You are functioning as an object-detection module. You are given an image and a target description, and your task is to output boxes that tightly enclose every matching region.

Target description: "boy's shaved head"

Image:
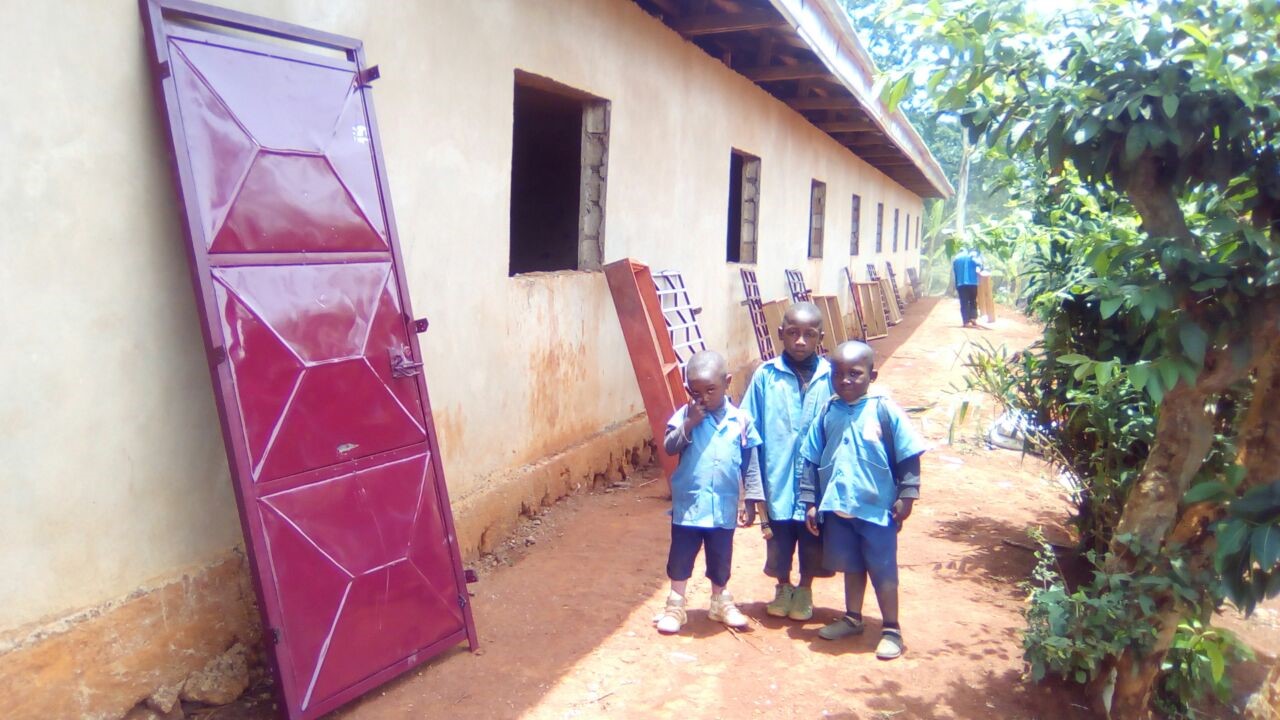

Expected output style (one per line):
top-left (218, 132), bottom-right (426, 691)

top-left (831, 341), bottom-right (876, 372)
top-left (685, 350), bottom-right (728, 383)
top-left (783, 301), bottom-right (823, 328)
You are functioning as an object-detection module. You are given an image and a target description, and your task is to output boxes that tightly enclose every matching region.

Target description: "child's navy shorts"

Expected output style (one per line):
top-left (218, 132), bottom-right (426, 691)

top-left (763, 519), bottom-right (834, 580)
top-left (667, 524), bottom-right (734, 587)
top-left (821, 514), bottom-right (898, 586)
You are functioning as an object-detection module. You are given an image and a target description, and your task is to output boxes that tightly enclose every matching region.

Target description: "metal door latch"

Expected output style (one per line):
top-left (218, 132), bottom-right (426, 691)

top-left (412, 317), bottom-right (429, 333)
top-left (390, 347), bottom-right (423, 378)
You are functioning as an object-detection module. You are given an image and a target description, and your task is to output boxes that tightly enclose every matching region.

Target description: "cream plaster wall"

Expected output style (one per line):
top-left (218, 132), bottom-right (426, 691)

top-left (0, 0), bottom-right (926, 632)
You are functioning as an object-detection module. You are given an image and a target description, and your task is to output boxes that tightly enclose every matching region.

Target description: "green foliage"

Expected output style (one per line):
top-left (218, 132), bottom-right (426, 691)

top-left (1025, 531), bottom-right (1254, 713)
top-left (1023, 530), bottom-right (1161, 685)
top-left (1155, 618), bottom-right (1254, 718)
top-left (1213, 480), bottom-right (1280, 616)
top-left (900, 0), bottom-right (1279, 710)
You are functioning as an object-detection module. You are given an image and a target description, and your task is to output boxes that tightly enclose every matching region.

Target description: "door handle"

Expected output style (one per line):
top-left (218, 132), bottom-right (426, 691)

top-left (390, 347), bottom-right (423, 378)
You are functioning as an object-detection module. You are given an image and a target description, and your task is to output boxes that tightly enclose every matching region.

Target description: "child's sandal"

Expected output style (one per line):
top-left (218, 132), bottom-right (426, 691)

top-left (875, 628), bottom-right (905, 660)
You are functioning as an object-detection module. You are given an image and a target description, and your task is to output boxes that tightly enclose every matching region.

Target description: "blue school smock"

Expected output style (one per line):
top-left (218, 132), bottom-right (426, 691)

top-left (798, 393), bottom-right (927, 527)
top-left (739, 356), bottom-right (833, 522)
top-left (952, 250), bottom-right (983, 287)
top-left (666, 401), bottom-right (763, 530)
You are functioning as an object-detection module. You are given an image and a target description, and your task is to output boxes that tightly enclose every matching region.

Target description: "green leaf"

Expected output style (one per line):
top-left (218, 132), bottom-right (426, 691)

top-left (1158, 361), bottom-right (1180, 393)
top-left (1057, 353), bottom-right (1090, 366)
top-left (1179, 322), bottom-right (1209, 367)
top-left (1162, 95), bottom-right (1179, 118)
top-left (1252, 525), bottom-right (1280, 570)
top-left (1232, 482), bottom-right (1280, 522)
top-left (1206, 642), bottom-right (1225, 684)
top-left (1095, 361), bottom-right (1113, 385)
top-left (1266, 572), bottom-right (1280, 600)
top-left (1100, 296), bottom-right (1124, 319)
top-left (1128, 363), bottom-right (1150, 393)
top-left (1191, 278), bottom-right (1227, 291)
top-left (1177, 20), bottom-right (1210, 45)
top-left (1124, 126), bottom-right (1147, 162)
top-left (1148, 374), bottom-right (1165, 405)
top-left (886, 74), bottom-right (912, 112)
top-left (1183, 481), bottom-right (1229, 505)
top-left (1217, 520), bottom-right (1249, 557)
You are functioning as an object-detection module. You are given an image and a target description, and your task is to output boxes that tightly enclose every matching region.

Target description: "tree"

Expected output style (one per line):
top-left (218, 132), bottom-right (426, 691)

top-left (886, 0), bottom-right (1280, 716)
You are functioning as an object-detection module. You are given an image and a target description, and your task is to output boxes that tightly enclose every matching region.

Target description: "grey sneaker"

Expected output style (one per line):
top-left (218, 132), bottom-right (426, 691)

top-left (818, 614), bottom-right (865, 640)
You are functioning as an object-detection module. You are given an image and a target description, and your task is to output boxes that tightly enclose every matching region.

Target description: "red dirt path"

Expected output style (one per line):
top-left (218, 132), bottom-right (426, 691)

top-left (320, 297), bottom-right (1276, 720)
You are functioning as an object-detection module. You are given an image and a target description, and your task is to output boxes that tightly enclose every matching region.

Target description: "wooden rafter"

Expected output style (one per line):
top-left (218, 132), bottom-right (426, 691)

top-left (786, 96), bottom-right (859, 111)
top-left (742, 61), bottom-right (829, 82)
top-left (672, 8), bottom-right (787, 36)
top-left (817, 119), bottom-right (875, 133)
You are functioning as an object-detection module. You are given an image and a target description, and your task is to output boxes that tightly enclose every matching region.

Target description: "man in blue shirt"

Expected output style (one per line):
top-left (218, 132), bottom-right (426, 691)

top-left (656, 350), bottom-right (763, 635)
top-left (798, 341), bottom-right (927, 660)
top-left (740, 302), bottom-right (835, 622)
top-left (952, 248), bottom-right (984, 328)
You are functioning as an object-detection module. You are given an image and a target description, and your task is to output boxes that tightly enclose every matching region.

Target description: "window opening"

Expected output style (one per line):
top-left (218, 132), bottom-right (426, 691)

top-left (726, 150), bottom-right (761, 263)
top-left (875, 202), bottom-right (884, 253)
top-left (892, 208), bottom-right (900, 252)
top-left (509, 71), bottom-right (609, 276)
top-left (850, 194), bottom-right (862, 256)
top-left (808, 180), bottom-right (826, 258)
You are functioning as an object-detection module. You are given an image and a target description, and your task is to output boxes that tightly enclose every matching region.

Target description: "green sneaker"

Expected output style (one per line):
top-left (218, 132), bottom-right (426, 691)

top-left (765, 583), bottom-right (794, 618)
top-left (818, 615), bottom-right (865, 640)
top-left (788, 586), bottom-right (814, 621)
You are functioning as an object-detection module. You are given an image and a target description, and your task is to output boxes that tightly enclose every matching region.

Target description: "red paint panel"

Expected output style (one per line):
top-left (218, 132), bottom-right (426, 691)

top-left (170, 45), bottom-right (258, 243)
top-left (213, 152), bottom-right (387, 253)
top-left (174, 36), bottom-right (354, 152)
top-left (140, 3), bottom-right (478, 718)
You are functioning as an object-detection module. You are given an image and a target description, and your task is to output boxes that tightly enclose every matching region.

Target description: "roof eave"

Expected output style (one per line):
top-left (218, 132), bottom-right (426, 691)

top-left (766, 0), bottom-right (955, 199)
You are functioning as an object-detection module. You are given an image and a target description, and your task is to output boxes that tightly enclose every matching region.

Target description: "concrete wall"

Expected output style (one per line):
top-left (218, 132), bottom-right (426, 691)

top-left (0, 0), bottom-right (924, 638)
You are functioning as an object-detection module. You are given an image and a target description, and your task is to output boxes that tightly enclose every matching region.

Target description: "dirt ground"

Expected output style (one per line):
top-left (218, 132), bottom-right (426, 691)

top-left (308, 297), bottom-right (1279, 720)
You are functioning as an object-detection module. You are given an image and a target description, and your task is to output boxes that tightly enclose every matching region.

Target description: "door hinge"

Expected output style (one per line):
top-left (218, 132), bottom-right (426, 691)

top-left (358, 65), bottom-right (381, 87)
top-left (457, 593), bottom-right (468, 609)
top-left (211, 346), bottom-right (227, 365)
top-left (411, 317), bottom-right (429, 334)
top-left (271, 628), bottom-right (281, 644)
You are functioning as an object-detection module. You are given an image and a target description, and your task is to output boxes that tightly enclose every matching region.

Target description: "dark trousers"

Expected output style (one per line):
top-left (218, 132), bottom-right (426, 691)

top-left (667, 524), bottom-right (735, 587)
top-left (958, 284), bottom-right (979, 325)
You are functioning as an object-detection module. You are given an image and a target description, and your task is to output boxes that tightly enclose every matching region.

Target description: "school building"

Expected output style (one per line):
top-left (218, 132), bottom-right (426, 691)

top-left (0, 0), bottom-right (950, 717)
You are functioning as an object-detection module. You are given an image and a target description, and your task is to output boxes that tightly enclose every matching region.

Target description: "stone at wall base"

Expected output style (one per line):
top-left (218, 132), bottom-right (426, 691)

top-left (0, 552), bottom-right (259, 720)
top-left (179, 642), bottom-right (249, 706)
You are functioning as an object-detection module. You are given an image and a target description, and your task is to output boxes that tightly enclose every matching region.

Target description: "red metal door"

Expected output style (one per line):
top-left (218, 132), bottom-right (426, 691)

top-left (139, 3), bottom-right (477, 718)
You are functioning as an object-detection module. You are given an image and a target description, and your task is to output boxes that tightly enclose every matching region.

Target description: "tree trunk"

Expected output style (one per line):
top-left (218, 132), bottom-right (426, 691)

top-left (954, 135), bottom-right (971, 247)
top-left (1099, 159), bottom-right (1280, 718)
top-left (1103, 298), bottom-right (1280, 719)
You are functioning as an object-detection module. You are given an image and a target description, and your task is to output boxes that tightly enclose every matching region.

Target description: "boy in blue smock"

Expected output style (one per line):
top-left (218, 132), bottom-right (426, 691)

top-left (656, 350), bottom-right (763, 635)
top-left (798, 341), bottom-right (926, 660)
top-left (740, 301), bottom-right (835, 621)
top-left (952, 247), bottom-right (984, 328)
